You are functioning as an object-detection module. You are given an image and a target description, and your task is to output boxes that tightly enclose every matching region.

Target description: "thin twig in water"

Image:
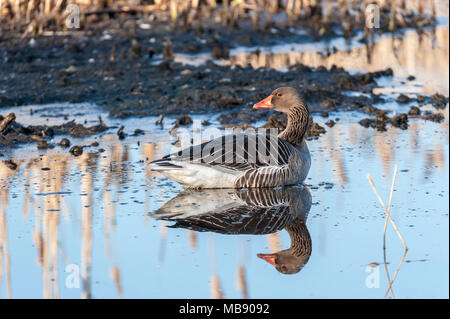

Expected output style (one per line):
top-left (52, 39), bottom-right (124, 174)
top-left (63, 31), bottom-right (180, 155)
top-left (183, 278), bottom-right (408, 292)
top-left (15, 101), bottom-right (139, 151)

top-left (366, 164), bottom-right (408, 298)
top-left (366, 165), bottom-right (408, 249)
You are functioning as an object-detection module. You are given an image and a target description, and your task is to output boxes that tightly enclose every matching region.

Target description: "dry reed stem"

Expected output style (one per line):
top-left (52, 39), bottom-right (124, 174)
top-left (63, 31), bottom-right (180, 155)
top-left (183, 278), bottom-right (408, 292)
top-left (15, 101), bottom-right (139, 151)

top-left (366, 164), bottom-right (408, 299)
top-left (366, 165), bottom-right (408, 250)
top-left (2, 0), bottom-right (436, 36)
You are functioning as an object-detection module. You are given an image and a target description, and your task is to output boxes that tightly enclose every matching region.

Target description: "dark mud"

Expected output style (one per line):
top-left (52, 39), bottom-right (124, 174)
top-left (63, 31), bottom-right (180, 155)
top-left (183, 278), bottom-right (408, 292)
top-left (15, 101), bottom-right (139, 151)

top-left (1, 28), bottom-right (389, 116)
top-left (0, 113), bottom-right (108, 149)
top-left (357, 96), bottom-right (448, 131)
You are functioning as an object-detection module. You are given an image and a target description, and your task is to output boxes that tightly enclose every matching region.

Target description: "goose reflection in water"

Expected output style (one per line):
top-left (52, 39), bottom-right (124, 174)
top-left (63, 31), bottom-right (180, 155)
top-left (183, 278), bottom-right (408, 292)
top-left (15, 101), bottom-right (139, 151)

top-left (152, 186), bottom-right (312, 275)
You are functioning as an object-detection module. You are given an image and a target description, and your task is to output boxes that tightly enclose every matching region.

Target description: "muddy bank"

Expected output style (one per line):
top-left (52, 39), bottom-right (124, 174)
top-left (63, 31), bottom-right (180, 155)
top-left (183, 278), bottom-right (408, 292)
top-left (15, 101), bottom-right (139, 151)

top-left (0, 29), bottom-right (394, 117)
top-left (1, 30), bottom-right (448, 150)
top-left (0, 7), bottom-right (447, 150)
top-left (0, 112), bottom-right (108, 150)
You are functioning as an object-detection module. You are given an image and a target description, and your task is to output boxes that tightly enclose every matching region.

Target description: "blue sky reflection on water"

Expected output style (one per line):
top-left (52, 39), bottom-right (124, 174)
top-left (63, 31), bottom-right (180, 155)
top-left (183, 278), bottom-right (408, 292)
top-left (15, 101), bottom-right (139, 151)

top-left (0, 109), bottom-right (447, 298)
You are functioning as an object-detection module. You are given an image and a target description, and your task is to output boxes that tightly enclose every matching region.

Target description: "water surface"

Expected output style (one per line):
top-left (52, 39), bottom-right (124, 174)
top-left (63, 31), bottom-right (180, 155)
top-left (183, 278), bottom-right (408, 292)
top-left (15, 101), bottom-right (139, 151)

top-left (0, 21), bottom-right (448, 299)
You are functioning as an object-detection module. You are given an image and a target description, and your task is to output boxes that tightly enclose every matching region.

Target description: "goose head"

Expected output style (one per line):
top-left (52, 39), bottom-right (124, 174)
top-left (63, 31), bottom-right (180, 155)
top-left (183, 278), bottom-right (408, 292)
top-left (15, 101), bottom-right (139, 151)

top-left (253, 87), bottom-right (308, 114)
top-left (257, 249), bottom-right (310, 275)
top-left (253, 87), bottom-right (310, 146)
top-left (257, 215), bottom-right (312, 275)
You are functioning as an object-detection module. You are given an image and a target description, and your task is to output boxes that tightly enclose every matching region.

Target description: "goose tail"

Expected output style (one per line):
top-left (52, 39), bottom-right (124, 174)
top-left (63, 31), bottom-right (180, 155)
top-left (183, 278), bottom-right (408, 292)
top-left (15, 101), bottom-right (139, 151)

top-left (149, 158), bottom-right (183, 171)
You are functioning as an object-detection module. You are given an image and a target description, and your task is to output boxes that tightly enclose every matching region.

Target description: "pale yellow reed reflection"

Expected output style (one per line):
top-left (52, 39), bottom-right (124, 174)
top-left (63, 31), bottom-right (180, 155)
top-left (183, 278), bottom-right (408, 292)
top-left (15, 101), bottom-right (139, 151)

top-left (141, 142), bottom-right (165, 226)
top-left (424, 147), bottom-right (444, 179)
top-left (347, 124), bottom-right (359, 146)
top-left (236, 237), bottom-right (249, 299)
top-left (141, 143), bottom-right (156, 226)
top-left (374, 131), bottom-right (398, 179)
top-left (211, 275), bottom-right (223, 299)
top-left (297, 115), bottom-right (446, 207)
top-left (267, 233), bottom-right (281, 252)
top-left (208, 234), bottom-right (223, 299)
top-left (22, 162), bottom-right (32, 219)
top-left (103, 135), bottom-right (143, 296)
top-left (25, 154), bottom-right (72, 299)
top-left (151, 142), bottom-right (171, 265)
top-left (0, 162), bottom-right (14, 298)
top-left (111, 265), bottom-right (123, 296)
top-left (101, 136), bottom-right (119, 260)
top-left (324, 127), bottom-right (348, 185)
top-left (236, 265), bottom-right (248, 299)
top-left (78, 152), bottom-right (94, 299)
top-left (188, 230), bottom-right (197, 250)
top-left (41, 157), bottom-right (59, 299)
top-left (228, 25), bottom-right (449, 95)
top-left (408, 120), bottom-right (421, 154)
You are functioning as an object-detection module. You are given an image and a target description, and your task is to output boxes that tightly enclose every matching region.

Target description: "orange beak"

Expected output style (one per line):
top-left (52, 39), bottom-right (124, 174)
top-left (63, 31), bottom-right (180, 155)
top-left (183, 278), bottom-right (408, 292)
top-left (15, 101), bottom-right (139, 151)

top-left (253, 95), bottom-right (273, 109)
top-left (257, 253), bottom-right (276, 266)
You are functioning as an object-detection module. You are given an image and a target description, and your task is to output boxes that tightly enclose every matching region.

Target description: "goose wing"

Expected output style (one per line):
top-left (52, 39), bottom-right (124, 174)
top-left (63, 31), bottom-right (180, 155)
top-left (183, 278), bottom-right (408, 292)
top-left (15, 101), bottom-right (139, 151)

top-left (152, 187), bottom-right (302, 235)
top-left (151, 132), bottom-right (295, 172)
top-left (166, 205), bottom-right (292, 235)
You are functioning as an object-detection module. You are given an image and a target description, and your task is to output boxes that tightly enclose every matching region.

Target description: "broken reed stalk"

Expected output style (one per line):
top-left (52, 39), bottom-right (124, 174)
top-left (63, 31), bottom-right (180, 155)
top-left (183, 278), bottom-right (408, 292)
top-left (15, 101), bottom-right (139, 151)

top-left (384, 247), bottom-right (408, 298)
top-left (366, 164), bottom-right (408, 298)
top-left (0, 113), bottom-right (16, 135)
top-left (2, 0), bottom-right (437, 37)
top-left (377, 165), bottom-right (398, 297)
top-left (382, 164), bottom-right (399, 297)
top-left (366, 165), bottom-right (408, 251)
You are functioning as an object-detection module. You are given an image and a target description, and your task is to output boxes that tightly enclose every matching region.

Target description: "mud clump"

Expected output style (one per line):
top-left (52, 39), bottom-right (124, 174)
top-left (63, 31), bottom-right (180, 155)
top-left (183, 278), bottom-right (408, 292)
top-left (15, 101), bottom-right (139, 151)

top-left (212, 46), bottom-right (230, 60)
top-left (3, 159), bottom-right (17, 170)
top-left (430, 93), bottom-right (448, 109)
top-left (175, 115), bottom-right (193, 126)
top-left (306, 121), bottom-right (326, 138)
top-left (288, 63), bottom-right (312, 73)
top-left (69, 145), bottom-right (83, 156)
top-left (420, 112), bottom-right (445, 123)
top-left (396, 94), bottom-right (411, 104)
top-left (59, 138), bottom-right (71, 148)
top-left (408, 106), bottom-right (421, 116)
top-left (360, 108), bottom-right (445, 131)
top-left (117, 126), bottom-right (126, 139)
top-left (261, 113), bottom-right (287, 132)
top-left (321, 99), bottom-right (337, 110)
top-left (52, 120), bottom-right (108, 138)
top-left (168, 114), bottom-right (194, 136)
top-left (261, 114), bottom-right (326, 138)
top-left (0, 114), bottom-right (108, 149)
top-left (325, 119), bottom-right (336, 127)
top-left (390, 113), bottom-right (409, 130)
top-left (37, 140), bottom-right (54, 149)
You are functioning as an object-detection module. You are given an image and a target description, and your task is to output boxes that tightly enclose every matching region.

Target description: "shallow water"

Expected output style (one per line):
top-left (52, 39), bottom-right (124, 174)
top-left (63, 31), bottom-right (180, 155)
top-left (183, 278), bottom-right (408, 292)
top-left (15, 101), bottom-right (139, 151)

top-left (173, 21), bottom-right (449, 96)
top-left (0, 21), bottom-right (449, 299)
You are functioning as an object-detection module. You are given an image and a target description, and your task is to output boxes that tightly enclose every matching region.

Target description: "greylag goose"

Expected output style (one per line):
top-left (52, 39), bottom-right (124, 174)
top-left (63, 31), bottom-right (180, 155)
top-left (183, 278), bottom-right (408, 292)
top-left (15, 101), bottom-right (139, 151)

top-left (150, 87), bottom-right (311, 188)
top-left (152, 186), bottom-right (312, 274)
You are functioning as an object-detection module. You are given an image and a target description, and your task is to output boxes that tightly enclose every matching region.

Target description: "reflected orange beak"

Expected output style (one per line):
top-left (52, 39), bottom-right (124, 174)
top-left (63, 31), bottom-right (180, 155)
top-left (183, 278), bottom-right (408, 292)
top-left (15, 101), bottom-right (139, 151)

top-left (253, 95), bottom-right (273, 109)
top-left (257, 253), bottom-right (276, 266)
